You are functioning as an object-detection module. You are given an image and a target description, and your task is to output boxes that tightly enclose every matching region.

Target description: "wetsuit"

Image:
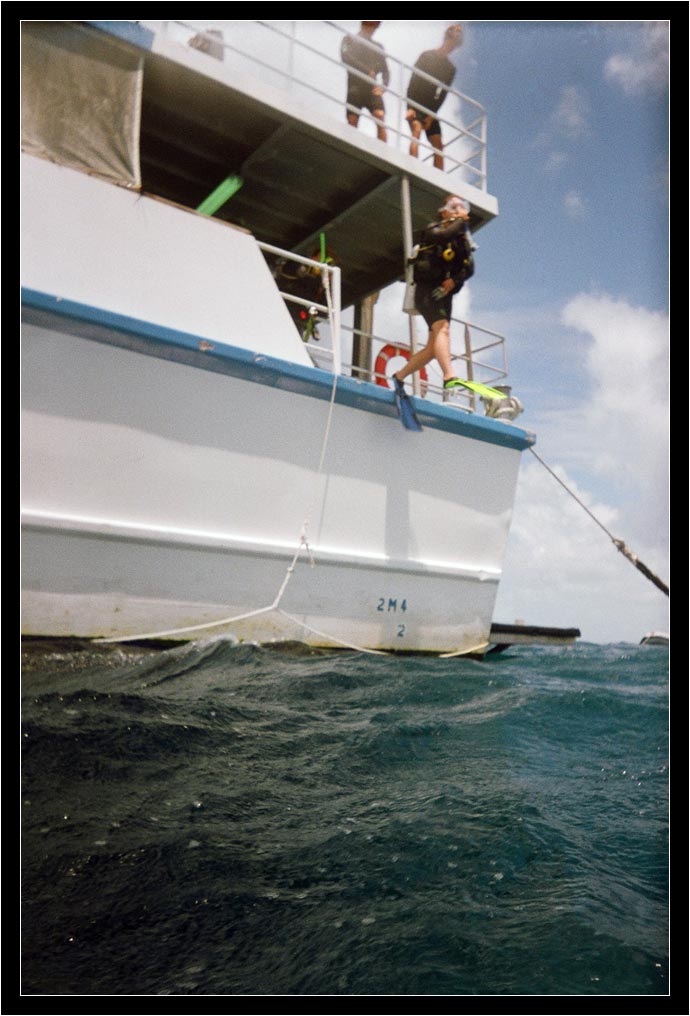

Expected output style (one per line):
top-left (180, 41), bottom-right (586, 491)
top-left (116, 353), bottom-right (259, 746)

top-left (341, 33), bottom-right (390, 114)
top-left (406, 50), bottom-right (456, 137)
top-left (413, 217), bottom-right (474, 326)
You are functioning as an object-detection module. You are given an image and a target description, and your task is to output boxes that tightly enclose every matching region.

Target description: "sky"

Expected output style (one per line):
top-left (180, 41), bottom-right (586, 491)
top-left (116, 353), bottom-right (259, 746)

top-left (434, 19), bottom-right (670, 645)
top-left (166, 19), bottom-right (670, 645)
top-left (353, 19), bottom-right (669, 645)
top-left (348, 19), bottom-right (669, 644)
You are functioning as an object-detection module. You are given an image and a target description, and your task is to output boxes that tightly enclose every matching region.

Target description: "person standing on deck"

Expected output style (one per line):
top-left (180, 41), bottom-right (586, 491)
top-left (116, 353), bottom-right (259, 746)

top-left (406, 24), bottom-right (463, 170)
top-left (340, 22), bottom-right (390, 142)
top-left (394, 194), bottom-right (475, 396)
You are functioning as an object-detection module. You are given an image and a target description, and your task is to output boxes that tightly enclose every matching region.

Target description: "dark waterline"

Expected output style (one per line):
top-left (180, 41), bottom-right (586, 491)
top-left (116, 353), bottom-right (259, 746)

top-left (20, 639), bottom-right (669, 997)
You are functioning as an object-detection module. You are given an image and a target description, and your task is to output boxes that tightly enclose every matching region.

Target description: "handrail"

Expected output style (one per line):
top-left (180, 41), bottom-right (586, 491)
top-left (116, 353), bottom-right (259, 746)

top-left (339, 316), bottom-right (507, 412)
top-left (259, 240), bottom-right (341, 373)
top-left (261, 238), bottom-right (509, 414)
top-left (321, 20), bottom-right (487, 184)
top-left (165, 20), bottom-right (488, 189)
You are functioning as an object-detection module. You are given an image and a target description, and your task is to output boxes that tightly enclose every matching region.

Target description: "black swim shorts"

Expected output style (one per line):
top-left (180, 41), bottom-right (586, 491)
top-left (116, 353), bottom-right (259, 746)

top-left (407, 108), bottom-right (442, 138)
top-left (415, 284), bottom-right (453, 328)
top-left (347, 79), bottom-right (385, 114)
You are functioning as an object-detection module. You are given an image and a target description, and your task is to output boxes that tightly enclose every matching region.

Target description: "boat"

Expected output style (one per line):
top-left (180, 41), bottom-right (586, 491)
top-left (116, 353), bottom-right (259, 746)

top-left (487, 623), bottom-right (581, 655)
top-left (639, 633), bottom-right (669, 647)
top-left (21, 20), bottom-right (536, 656)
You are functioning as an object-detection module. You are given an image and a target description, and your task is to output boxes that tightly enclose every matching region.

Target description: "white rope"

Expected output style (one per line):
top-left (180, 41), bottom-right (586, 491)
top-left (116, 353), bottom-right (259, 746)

top-left (93, 536), bottom-right (311, 644)
top-left (439, 642), bottom-right (491, 659)
top-left (96, 269), bottom-right (342, 646)
top-left (93, 605), bottom-right (275, 644)
top-left (530, 447), bottom-right (669, 597)
top-left (277, 609), bottom-right (389, 656)
top-left (93, 265), bottom-right (502, 658)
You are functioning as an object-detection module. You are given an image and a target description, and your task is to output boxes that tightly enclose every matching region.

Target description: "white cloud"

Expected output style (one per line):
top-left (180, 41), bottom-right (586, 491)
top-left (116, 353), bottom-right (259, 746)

top-left (561, 292), bottom-right (669, 422)
top-left (563, 190), bottom-right (586, 219)
top-left (544, 151), bottom-right (568, 172)
top-left (494, 458), bottom-right (670, 643)
top-left (554, 84), bottom-right (589, 138)
top-left (367, 283), bottom-right (670, 642)
top-left (494, 292), bottom-right (669, 643)
top-left (560, 292), bottom-right (669, 532)
top-left (604, 21), bottom-right (669, 95)
top-left (533, 85), bottom-right (589, 171)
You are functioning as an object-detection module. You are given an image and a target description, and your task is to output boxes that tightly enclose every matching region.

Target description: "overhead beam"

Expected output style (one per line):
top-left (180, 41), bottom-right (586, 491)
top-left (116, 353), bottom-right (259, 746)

top-left (292, 175), bottom-right (400, 258)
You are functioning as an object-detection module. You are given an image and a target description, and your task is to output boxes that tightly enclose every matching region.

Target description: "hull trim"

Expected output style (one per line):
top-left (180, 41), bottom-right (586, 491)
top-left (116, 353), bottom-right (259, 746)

top-left (22, 509), bottom-right (502, 584)
top-left (21, 287), bottom-right (535, 452)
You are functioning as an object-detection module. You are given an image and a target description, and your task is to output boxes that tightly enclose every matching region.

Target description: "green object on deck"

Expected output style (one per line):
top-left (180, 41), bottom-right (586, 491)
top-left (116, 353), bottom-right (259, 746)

top-left (320, 232), bottom-right (327, 262)
top-left (444, 378), bottom-right (507, 400)
top-left (196, 175), bottom-right (244, 216)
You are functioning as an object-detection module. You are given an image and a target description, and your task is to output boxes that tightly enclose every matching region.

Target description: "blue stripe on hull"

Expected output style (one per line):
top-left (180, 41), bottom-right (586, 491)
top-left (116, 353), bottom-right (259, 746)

top-left (21, 288), bottom-right (535, 451)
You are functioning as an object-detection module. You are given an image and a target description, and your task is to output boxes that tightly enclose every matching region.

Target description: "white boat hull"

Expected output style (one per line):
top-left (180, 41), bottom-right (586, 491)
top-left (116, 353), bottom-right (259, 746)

top-left (21, 156), bottom-right (533, 654)
top-left (21, 526), bottom-right (501, 653)
top-left (21, 319), bottom-right (527, 654)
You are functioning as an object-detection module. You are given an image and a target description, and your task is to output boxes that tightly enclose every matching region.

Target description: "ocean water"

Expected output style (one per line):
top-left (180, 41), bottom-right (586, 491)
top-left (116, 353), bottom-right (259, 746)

top-left (21, 639), bottom-right (669, 998)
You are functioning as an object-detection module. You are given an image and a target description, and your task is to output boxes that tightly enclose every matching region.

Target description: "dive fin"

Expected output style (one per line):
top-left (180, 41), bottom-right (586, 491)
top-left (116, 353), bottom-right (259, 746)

top-left (394, 378), bottom-right (423, 431)
top-left (444, 378), bottom-right (506, 400)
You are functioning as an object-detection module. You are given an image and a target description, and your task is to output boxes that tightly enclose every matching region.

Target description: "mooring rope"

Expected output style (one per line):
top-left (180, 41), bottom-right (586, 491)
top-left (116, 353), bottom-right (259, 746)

top-left (278, 609), bottom-right (389, 656)
top-left (95, 266), bottom-right (384, 653)
top-left (530, 447), bottom-right (669, 597)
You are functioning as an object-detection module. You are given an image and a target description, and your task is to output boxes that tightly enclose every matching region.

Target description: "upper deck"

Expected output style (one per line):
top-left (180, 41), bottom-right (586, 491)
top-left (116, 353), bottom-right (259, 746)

top-left (85, 20), bottom-right (498, 310)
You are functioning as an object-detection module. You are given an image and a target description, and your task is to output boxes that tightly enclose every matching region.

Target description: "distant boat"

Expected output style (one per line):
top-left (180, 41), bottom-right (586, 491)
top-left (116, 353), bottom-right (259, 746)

top-left (639, 633), bottom-right (669, 646)
top-left (21, 20), bottom-right (535, 656)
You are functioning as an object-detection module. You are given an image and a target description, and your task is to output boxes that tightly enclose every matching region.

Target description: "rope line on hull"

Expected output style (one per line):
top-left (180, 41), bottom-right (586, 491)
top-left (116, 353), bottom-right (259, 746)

top-left (94, 270), bottom-right (387, 655)
top-left (530, 448), bottom-right (669, 597)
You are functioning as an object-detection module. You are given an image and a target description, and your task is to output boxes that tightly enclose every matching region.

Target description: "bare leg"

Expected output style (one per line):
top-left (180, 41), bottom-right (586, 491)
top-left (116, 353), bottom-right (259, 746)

top-left (373, 108), bottom-right (388, 143)
top-left (428, 133), bottom-right (444, 171)
top-left (408, 118), bottom-right (422, 157)
top-left (395, 319), bottom-right (454, 383)
top-left (347, 111), bottom-right (360, 128)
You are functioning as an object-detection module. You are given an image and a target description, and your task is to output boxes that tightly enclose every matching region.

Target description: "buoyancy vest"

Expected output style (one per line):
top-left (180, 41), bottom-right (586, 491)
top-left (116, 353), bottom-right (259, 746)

top-left (412, 216), bottom-right (474, 287)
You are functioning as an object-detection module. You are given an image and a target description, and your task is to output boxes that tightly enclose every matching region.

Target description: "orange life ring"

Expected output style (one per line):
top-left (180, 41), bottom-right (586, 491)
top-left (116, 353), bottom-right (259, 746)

top-left (374, 344), bottom-right (428, 391)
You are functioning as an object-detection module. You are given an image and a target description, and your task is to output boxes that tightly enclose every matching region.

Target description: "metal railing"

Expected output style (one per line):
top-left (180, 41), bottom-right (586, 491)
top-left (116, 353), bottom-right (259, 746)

top-left (259, 241), bottom-right (342, 373)
top-left (354, 316), bottom-right (508, 414)
top-left (164, 20), bottom-right (488, 190)
top-left (261, 237), bottom-right (508, 415)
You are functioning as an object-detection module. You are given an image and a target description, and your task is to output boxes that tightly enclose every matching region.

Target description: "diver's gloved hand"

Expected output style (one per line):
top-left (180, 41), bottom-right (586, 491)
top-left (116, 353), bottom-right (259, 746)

top-left (431, 286), bottom-right (446, 300)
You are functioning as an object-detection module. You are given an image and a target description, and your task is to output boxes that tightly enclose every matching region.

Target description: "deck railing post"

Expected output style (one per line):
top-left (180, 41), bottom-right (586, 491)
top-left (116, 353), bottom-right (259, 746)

top-left (330, 264), bottom-right (342, 373)
top-left (463, 322), bottom-right (476, 413)
top-left (400, 175), bottom-right (421, 397)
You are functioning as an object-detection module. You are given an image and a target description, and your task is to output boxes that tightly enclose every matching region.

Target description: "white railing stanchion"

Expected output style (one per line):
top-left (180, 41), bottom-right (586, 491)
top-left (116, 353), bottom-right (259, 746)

top-left (258, 238), bottom-right (510, 409)
top-left (330, 265), bottom-right (341, 371)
